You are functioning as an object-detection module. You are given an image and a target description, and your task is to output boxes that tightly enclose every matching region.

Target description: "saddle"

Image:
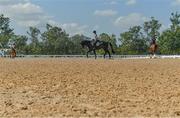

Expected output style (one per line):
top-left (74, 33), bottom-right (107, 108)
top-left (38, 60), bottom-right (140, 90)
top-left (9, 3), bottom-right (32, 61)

top-left (96, 40), bottom-right (102, 46)
top-left (92, 39), bottom-right (102, 47)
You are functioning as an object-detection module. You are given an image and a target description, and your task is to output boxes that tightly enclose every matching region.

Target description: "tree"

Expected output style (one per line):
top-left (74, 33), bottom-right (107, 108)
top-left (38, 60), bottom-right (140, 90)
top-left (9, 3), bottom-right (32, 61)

top-left (0, 14), bottom-right (14, 47)
top-left (41, 24), bottom-right (70, 54)
top-left (170, 12), bottom-right (180, 31)
top-left (158, 12), bottom-right (180, 54)
top-left (70, 34), bottom-right (87, 54)
top-left (143, 17), bottom-right (162, 41)
top-left (27, 27), bottom-right (41, 54)
top-left (11, 35), bottom-right (28, 54)
top-left (119, 26), bottom-right (148, 54)
top-left (7, 35), bottom-right (28, 54)
top-left (27, 27), bottom-right (40, 46)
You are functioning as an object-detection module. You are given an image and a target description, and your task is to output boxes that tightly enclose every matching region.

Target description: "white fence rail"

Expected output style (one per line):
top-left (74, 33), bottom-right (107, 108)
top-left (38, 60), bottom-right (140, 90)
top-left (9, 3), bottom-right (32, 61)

top-left (1, 54), bottom-right (180, 59)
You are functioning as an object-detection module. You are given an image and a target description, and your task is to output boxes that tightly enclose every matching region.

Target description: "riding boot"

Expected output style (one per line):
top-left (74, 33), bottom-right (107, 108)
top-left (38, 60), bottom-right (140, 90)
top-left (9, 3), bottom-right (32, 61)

top-left (93, 41), bottom-right (97, 50)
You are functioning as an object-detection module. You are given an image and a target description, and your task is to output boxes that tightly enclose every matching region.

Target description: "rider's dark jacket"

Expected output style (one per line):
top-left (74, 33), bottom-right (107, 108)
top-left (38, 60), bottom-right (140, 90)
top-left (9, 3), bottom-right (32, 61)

top-left (151, 38), bottom-right (156, 45)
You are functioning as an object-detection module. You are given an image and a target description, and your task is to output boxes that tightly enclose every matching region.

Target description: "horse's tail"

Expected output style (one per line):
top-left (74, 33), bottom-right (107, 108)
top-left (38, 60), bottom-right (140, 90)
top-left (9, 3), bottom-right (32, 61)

top-left (109, 43), bottom-right (115, 54)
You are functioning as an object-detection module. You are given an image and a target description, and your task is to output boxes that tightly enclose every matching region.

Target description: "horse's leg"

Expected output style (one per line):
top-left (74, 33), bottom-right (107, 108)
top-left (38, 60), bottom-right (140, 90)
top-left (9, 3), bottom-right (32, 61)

top-left (10, 51), bottom-right (12, 58)
top-left (153, 51), bottom-right (156, 59)
top-left (11, 53), bottom-right (13, 58)
top-left (13, 50), bottom-right (16, 58)
top-left (13, 51), bottom-right (16, 58)
top-left (11, 50), bottom-right (15, 58)
top-left (107, 50), bottom-right (111, 59)
top-left (104, 51), bottom-right (107, 59)
top-left (149, 50), bottom-right (151, 58)
top-left (149, 48), bottom-right (153, 59)
top-left (86, 51), bottom-right (88, 58)
top-left (86, 50), bottom-right (91, 58)
top-left (150, 53), bottom-right (153, 59)
top-left (93, 50), bottom-right (97, 59)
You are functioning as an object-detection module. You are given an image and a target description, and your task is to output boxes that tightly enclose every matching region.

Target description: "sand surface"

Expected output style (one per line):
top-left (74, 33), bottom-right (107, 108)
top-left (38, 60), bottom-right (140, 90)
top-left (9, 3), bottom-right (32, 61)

top-left (1, 58), bottom-right (180, 117)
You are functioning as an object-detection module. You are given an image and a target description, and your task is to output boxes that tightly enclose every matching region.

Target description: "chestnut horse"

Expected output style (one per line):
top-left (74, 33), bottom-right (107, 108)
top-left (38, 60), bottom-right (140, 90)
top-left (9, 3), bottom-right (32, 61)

top-left (149, 44), bottom-right (158, 58)
top-left (10, 48), bottom-right (16, 58)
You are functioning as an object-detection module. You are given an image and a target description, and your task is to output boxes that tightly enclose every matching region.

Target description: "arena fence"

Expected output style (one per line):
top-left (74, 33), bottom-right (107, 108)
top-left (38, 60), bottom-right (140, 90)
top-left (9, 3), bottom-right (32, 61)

top-left (1, 54), bottom-right (180, 59)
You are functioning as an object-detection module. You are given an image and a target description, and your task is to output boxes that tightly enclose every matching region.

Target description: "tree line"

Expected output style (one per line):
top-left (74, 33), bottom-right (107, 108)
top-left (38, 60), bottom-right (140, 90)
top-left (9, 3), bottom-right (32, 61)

top-left (0, 12), bottom-right (180, 55)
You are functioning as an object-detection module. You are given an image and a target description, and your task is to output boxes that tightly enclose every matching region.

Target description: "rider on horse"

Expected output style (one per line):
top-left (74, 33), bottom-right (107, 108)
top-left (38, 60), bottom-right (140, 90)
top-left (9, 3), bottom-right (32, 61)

top-left (92, 30), bottom-right (101, 47)
top-left (8, 41), bottom-right (16, 58)
top-left (150, 35), bottom-right (157, 48)
top-left (10, 42), bottom-right (16, 51)
top-left (151, 35), bottom-right (156, 45)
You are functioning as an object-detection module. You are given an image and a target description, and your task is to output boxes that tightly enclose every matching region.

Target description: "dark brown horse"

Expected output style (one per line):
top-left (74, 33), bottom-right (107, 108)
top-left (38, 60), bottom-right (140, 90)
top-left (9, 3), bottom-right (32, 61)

top-left (149, 44), bottom-right (158, 58)
top-left (81, 40), bottom-right (115, 59)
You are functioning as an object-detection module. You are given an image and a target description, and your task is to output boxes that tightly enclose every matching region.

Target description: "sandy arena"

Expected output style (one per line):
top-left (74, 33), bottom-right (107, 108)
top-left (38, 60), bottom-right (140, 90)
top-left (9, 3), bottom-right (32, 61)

top-left (1, 58), bottom-right (180, 117)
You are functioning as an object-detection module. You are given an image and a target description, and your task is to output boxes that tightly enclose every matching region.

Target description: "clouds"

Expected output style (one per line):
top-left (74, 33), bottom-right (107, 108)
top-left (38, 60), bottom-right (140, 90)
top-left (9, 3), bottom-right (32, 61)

top-left (93, 9), bottom-right (150, 32)
top-left (114, 13), bottom-right (149, 29)
top-left (94, 9), bottom-right (118, 16)
top-left (109, 1), bottom-right (118, 5)
top-left (8, 3), bottom-right (43, 14)
top-left (61, 23), bottom-right (88, 36)
top-left (0, 0), bottom-right (29, 5)
top-left (2, 2), bottom-right (47, 27)
top-left (126, 0), bottom-right (137, 5)
top-left (0, 0), bottom-right (172, 36)
top-left (105, 0), bottom-right (137, 6)
top-left (0, 0), bottom-right (51, 27)
top-left (171, 0), bottom-right (180, 6)
top-left (47, 20), bottom-right (88, 36)
top-left (0, 0), bottom-right (88, 35)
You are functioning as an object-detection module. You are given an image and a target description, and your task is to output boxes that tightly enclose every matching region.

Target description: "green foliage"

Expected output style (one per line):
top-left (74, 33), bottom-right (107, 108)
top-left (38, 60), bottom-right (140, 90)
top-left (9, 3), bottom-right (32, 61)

top-left (41, 24), bottom-right (71, 54)
top-left (143, 17), bottom-right (162, 40)
top-left (170, 12), bottom-right (180, 31)
top-left (0, 14), bottom-right (14, 47)
top-left (119, 26), bottom-right (148, 54)
top-left (11, 35), bottom-right (28, 54)
top-left (1, 12), bottom-right (180, 55)
top-left (27, 27), bottom-right (41, 54)
top-left (70, 34), bottom-right (86, 54)
top-left (158, 12), bottom-right (180, 54)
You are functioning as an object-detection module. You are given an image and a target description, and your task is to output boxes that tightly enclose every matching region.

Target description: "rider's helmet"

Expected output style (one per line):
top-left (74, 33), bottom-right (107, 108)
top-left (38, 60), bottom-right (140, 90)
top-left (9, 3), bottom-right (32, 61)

top-left (93, 30), bottom-right (96, 34)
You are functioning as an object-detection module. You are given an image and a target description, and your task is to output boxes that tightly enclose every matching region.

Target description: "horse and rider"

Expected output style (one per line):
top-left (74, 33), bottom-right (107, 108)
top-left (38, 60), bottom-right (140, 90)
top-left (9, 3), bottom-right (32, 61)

top-left (9, 42), bottom-right (16, 58)
top-left (149, 35), bottom-right (158, 58)
top-left (81, 30), bottom-right (115, 59)
top-left (0, 41), bottom-right (16, 58)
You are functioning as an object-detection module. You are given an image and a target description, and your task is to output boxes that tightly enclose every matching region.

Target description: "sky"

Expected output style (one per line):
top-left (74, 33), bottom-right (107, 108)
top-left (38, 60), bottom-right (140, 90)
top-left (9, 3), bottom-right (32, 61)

top-left (0, 0), bottom-right (180, 37)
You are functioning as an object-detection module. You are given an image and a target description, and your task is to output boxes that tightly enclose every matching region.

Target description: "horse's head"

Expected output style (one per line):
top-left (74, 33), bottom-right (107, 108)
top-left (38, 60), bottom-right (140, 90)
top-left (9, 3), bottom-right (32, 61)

top-left (80, 41), bottom-right (85, 48)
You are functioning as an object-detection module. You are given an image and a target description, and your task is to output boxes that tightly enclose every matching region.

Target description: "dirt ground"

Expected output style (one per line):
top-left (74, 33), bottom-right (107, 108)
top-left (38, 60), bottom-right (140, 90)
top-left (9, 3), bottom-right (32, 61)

top-left (1, 58), bottom-right (180, 117)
